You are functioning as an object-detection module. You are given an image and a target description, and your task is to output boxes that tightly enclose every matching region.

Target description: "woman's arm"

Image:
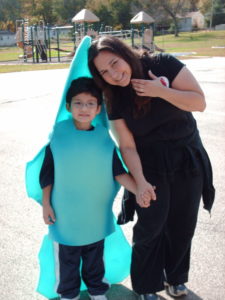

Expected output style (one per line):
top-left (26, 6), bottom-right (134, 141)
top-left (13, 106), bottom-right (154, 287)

top-left (110, 119), bottom-right (156, 207)
top-left (131, 66), bottom-right (206, 112)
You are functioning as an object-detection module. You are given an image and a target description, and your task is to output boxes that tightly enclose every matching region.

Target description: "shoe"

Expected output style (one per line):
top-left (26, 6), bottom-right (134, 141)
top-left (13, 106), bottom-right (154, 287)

top-left (140, 294), bottom-right (160, 300)
top-left (165, 283), bottom-right (188, 297)
top-left (89, 295), bottom-right (107, 300)
top-left (61, 296), bottom-right (80, 300)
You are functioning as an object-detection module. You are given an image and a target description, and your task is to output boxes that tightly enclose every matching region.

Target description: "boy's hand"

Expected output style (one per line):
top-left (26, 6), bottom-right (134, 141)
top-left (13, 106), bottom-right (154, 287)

top-left (136, 183), bottom-right (156, 208)
top-left (43, 204), bottom-right (56, 225)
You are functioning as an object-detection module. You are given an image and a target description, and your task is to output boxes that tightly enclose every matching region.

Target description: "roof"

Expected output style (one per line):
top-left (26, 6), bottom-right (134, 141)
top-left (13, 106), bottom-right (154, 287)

top-left (72, 9), bottom-right (100, 23)
top-left (130, 11), bottom-right (155, 24)
top-left (177, 10), bottom-right (204, 19)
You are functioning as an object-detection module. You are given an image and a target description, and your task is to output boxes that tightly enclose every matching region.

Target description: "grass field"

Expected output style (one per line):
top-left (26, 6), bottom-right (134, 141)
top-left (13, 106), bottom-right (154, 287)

top-left (0, 30), bottom-right (224, 73)
top-left (154, 30), bottom-right (225, 57)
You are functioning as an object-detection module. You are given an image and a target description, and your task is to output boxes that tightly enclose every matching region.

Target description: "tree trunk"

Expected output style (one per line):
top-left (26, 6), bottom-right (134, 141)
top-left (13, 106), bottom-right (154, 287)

top-left (161, 3), bottom-right (179, 37)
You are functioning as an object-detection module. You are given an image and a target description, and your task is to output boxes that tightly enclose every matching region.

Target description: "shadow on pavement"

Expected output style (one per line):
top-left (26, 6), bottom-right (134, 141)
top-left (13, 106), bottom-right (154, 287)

top-left (161, 289), bottom-right (204, 300)
top-left (50, 283), bottom-right (138, 299)
top-left (49, 286), bottom-right (204, 300)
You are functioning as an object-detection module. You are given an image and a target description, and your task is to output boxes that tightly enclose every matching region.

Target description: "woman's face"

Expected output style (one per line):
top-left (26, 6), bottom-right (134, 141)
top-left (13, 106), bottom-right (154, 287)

top-left (93, 50), bottom-right (132, 87)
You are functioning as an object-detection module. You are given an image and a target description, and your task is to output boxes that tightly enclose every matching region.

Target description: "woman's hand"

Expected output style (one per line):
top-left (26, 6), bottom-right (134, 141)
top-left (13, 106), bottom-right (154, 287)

top-left (43, 204), bottom-right (56, 225)
top-left (136, 181), bottom-right (156, 208)
top-left (131, 70), bottom-right (168, 97)
top-left (132, 67), bottom-right (206, 112)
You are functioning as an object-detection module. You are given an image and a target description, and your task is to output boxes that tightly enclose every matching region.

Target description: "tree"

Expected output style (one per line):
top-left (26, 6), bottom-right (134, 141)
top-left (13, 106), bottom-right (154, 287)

top-left (33, 0), bottom-right (57, 24)
top-left (200, 0), bottom-right (225, 27)
top-left (133, 0), bottom-right (190, 36)
top-left (86, 0), bottom-right (113, 29)
top-left (86, 0), bottom-right (132, 29)
top-left (54, 0), bottom-right (87, 24)
top-left (110, 0), bottom-right (132, 29)
top-left (211, 0), bottom-right (225, 26)
top-left (0, 0), bottom-right (22, 30)
top-left (159, 0), bottom-right (188, 36)
top-left (189, 0), bottom-right (201, 11)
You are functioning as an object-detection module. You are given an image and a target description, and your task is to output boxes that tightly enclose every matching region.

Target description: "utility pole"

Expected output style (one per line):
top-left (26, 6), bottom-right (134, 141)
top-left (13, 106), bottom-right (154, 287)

top-left (210, 0), bottom-right (214, 29)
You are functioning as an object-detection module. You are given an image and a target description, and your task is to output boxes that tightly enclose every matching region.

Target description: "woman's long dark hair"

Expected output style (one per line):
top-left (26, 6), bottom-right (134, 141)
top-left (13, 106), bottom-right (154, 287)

top-left (88, 35), bottom-right (151, 117)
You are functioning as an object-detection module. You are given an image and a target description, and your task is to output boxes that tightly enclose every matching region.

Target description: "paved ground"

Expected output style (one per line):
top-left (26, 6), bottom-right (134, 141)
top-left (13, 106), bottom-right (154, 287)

top-left (0, 57), bottom-right (224, 300)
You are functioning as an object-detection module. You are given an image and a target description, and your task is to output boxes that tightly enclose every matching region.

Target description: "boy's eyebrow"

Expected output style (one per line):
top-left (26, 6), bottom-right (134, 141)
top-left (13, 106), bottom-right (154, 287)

top-left (72, 96), bottom-right (97, 101)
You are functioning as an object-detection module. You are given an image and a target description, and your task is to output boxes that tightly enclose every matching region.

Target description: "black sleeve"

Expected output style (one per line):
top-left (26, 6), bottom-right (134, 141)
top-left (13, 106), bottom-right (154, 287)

top-left (153, 53), bottom-right (185, 84)
top-left (142, 53), bottom-right (185, 86)
top-left (108, 107), bottom-right (122, 121)
top-left (160, 53), bottom-right (185, 83)
top-left (39, 144), bottom-right (54, 188)
top-left (112, 148), bottom-right (127, 177)
top-left (107, 88), bottom-right (124, 120)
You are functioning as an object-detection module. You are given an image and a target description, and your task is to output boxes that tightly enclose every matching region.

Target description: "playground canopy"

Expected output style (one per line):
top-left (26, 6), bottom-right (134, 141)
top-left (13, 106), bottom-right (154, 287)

top-left (130, 11), bottom-right (155, 24)
top-left (72, 9), bottom-right (100, 23)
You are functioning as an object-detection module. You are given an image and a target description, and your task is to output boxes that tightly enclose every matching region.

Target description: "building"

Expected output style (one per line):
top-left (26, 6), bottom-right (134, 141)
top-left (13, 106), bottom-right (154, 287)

top-left (0, 31), bottom-right (16, 46)
top-left (178, 11), bottom-right (205, 32)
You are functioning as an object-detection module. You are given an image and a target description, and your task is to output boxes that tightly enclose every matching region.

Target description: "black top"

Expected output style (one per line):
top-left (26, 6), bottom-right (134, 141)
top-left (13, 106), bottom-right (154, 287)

top-left (40, 145), bottom-right (126, 189)
top-left (107, 53), bottom-right (215, 213)
top-left (108, 53), bottom-right (197, 143)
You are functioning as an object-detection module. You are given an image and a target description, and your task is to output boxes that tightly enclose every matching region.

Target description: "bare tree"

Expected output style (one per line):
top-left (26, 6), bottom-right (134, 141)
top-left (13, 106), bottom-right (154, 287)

top-left (159, 0), bottom-right (187, 36)
top-left (189, 0), bottom-right (201, 11)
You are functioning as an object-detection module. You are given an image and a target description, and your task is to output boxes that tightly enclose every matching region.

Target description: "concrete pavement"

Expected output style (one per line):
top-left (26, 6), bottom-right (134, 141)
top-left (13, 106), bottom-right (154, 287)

top-left (0, 57), bottom-right (224, 300)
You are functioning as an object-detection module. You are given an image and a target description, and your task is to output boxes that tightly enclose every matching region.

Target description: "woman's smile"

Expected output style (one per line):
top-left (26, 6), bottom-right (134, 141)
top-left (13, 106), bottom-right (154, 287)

top-left (94, 50), bottom-right (132, 87)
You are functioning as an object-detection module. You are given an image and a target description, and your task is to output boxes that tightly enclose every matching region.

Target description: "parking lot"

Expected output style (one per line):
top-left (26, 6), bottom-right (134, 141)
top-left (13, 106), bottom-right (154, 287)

top-left (0, 57), bottom-right (224, 300)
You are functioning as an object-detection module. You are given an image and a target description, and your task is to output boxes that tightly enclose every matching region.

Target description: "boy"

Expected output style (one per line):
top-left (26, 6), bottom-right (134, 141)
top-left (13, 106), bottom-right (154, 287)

top-left (39, 77), bottom-right (136, 300)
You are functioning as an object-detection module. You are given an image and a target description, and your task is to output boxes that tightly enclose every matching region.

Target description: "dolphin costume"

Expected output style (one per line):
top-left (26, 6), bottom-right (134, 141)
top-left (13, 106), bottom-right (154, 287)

top-left (25, 36), bottom-right (131, 299)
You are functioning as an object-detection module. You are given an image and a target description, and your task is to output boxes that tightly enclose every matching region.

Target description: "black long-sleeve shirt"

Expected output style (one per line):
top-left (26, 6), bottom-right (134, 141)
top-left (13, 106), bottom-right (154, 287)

top-left (40, 144), bottom-right (126, 188)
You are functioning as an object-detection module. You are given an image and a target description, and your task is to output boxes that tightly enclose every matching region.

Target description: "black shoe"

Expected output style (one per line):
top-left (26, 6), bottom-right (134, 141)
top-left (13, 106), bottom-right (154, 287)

top-left (165, 283), bottom-right (188, 297)
top-left (140, 294), bottom-right (160, 300)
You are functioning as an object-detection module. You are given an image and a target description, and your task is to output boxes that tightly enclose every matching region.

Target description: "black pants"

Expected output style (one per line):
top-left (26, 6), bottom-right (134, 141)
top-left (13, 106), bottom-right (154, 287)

top-left (131, 164), bottom-right (203, 294)
top-left (55, 239), bottom-right (109, 299)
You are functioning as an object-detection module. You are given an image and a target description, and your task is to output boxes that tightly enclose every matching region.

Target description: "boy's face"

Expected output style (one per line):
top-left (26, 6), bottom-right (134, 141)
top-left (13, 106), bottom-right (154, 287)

top-left (66, 92), bottom-right (101, 129)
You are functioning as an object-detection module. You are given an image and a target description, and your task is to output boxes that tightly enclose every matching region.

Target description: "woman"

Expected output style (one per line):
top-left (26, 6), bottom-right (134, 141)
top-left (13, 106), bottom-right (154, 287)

top-left (88, 36), bottom-right (215, 300)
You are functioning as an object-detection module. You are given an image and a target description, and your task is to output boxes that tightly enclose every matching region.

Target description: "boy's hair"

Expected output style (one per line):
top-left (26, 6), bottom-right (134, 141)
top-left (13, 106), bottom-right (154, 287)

top-left (66, 77), bottom-right (103, 106)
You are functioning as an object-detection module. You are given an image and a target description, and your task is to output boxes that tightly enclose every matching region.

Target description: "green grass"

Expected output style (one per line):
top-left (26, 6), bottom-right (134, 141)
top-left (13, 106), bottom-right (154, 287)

top-left (0, 44), bottom-right (74, 61)
top-left (154, 30), bottom-right (225, 56)
top-left (0, 46), bottom-right (24, 60)
top-left (0, 63), bottom-right (70, 73)
top-left (0, 30), bottom-right (225, 73)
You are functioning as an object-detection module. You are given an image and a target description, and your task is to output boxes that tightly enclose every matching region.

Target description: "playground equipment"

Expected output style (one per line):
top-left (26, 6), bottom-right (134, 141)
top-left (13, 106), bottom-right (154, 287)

top-left (16, 19), bottom-right (77, 63)
top-left (16, 11), bottom-right (99, 63)
top-left (130, 11), bottom-right (164, 53)
top-left (16, 19), bottom-right (48, 62)
top-left (16, 10), bottom-right (163, 63)
top-left (72, 8), bottom-right (99, 53)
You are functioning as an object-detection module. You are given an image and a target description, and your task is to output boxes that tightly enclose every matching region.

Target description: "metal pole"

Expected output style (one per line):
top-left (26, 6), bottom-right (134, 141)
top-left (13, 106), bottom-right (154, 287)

top-left (141, 24), bottom-right (145, 48)
top-left (73, 24), bottom-right (76, 52)
top-left (34, 25), bottom-right (39, 63)
top-left (57, 28), bottom-right (60, 62)
top-left (131, 26), bottom-right (134, 47)
top-left (210, 0), bottom-right (214, 29)
top-left (44, 25), bottom-right (48, 62)
top-left (22, 21), bottom-right (27, 63)
top-left (47, 24), bottom-right (51, 62)
top-left (30, 26), bottom-right (35, 63)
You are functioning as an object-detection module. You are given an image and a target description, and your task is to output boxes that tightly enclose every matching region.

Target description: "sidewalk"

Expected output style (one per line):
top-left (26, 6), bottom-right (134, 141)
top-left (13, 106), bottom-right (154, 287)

top-left (0, 57), bottom-right (224, 300)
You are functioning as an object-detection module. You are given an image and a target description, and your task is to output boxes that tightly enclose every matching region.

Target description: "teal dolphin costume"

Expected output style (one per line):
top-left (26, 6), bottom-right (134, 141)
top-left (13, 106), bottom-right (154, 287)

top-left (25, 36), bottom-right (131, 299)
top-left (49, 121), bottom-right (117, 246)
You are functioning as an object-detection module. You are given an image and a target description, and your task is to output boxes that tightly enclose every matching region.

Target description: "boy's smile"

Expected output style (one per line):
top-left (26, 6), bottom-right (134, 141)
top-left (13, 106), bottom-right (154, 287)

top-left (66, 92), bottom-right (101, 130)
